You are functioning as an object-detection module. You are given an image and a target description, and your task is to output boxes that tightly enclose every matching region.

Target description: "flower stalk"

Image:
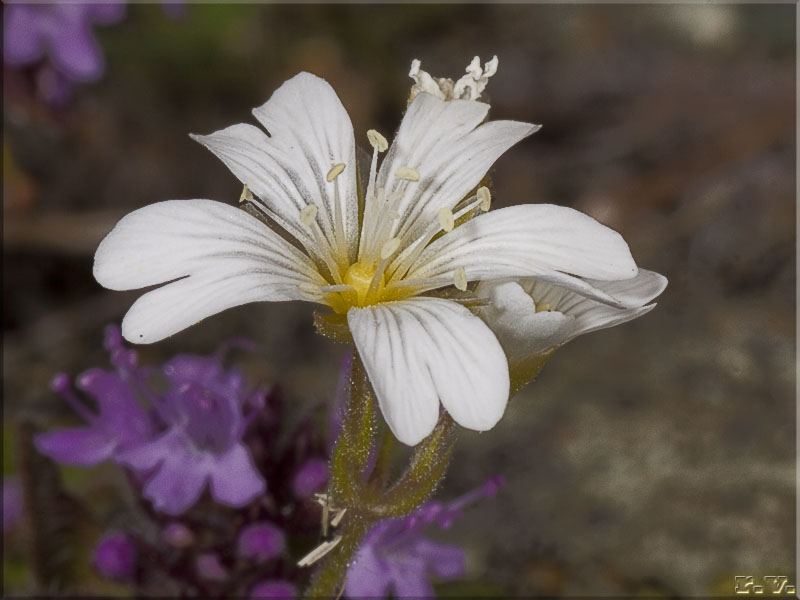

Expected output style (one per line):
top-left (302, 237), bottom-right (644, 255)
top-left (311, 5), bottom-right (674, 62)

top-left (307, 355), bottom-right (458, 596)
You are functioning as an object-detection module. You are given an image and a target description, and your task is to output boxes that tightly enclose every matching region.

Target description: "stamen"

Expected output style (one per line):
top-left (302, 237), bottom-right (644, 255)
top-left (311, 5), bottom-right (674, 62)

top-left (331, 170), bottom-right (348, 264)
top-left (395, 166), bottom-right (420, 181)
top-left (239, 183), bottom-right (254, 204)
top-left (454, 266), bottom-right (468, 291)
top-left (437, 207), bottom-right (455, 232)
top-left (367, 129), bottom-right (388, 152)
top-left (320, 283), bottom-right (357, 294)
top-left (535, 302), bottom-right (552, 313)
top-left (380, 237), bottom-right (401, 261)
top-left (300, 204), bottom-right (344, 284)
top-left (477, 186), bottom-right (491, 212)
top-left (326, 163), bottom-right (346, 182)
top-left (388, 194), bottom-right (487, 284)
top-left (300, 204), bottom-right (318, 226)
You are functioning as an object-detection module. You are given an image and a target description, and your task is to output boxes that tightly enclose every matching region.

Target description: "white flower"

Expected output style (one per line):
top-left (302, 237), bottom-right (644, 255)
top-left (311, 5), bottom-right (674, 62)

top-left (475, 270), bottom-right (668, 369)
top-left (94, 68), bottom-right (641, 445)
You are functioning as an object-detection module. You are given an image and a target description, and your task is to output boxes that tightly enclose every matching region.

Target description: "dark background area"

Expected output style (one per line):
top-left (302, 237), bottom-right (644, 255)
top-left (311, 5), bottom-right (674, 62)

top-left (4, 4), bottom-right (795, 597)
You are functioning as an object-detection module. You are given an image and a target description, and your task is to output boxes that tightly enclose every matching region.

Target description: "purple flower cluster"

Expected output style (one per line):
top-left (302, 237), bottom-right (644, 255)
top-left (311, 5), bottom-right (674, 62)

top-left (35, 325), bottom-right (332, 596)
top-left (345, 475), bottom-right (506, 598)
top-left (36, 325), bottom-right (266, 515)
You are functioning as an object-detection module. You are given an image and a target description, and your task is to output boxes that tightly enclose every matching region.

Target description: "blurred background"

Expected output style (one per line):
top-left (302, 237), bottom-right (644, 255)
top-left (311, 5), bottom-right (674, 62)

top-left (3, 3), bottom-right (795, 597)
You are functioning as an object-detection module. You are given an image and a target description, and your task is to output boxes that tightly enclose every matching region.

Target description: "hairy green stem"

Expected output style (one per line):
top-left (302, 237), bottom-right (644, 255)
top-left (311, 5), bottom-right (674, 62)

top-left (305, 355), bottom-right (458, 596)
top-left (370, 413), bottom-right (457, 518)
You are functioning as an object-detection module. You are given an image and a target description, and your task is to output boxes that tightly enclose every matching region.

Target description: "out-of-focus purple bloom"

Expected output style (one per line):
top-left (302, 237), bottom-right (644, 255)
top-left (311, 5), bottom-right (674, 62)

top-left (35, 327), bottom-right (153, 467)
top-left (250, 580), bottom-right (297, 599)
top-left (3, 3), bottom-right (125, 82)
top-left (345, 476), bottom-right (505, 598)
top-left (92, 531), bottom-right (137, 581)
top-left (162, 521), bottom-right (195, 548)
top-left (195, 552), bottom-right (228, 582)
top-left (237, 521), bottom-right (285, 562)
top-left (37, 325), bottom-right (266, 516)
top-left (3, 477), bottom-right (24, 534)
top-left (291, 458), bottom-right (329, 499)
top-left (117, 351), bottom-right (266, 515)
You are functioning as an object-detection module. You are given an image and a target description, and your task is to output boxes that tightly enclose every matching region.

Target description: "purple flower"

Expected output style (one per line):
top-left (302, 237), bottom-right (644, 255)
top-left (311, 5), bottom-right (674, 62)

top-left (237, 521), bottom-right (286, 562)
top-left (250, 580), bottom-right (297, 599)
top-left (345, 476), bottom-right (505, 598)
top-left (3, 3), bottom-right (125, 82)
top-left (35, 327), bottom-right (153, 467)
top-left (3, 477), bottom-right (24, 534)
top-left (92, 531), bottom-right (137, 581)
top-left (116, 351), bottom-right (265, 515)
top-left (291, 458), bottom-right (329, 499)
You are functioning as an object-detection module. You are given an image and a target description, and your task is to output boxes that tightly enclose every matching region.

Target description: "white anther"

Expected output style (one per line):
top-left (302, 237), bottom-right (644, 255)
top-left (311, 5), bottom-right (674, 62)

top-left (454, 266), bottom-right (468, 291)
top-left (297, 535), bottom-right (342, 568)
top-left (395, 166), bottom-right (420, 181)
top-left (437, 206), bottom-right (455, 232)
top-left (326, 163), bottom-right (346, 182)
top-left (477, 186), bottom-right (491, 212)
top-left (300, 204), bottom-right (318, 226)
top-left (367, 129), bottom-right (388, 152)
top-left (380, 237), bottom-right (402, 260)
top-left (239, 183), bottom-right (254, 204)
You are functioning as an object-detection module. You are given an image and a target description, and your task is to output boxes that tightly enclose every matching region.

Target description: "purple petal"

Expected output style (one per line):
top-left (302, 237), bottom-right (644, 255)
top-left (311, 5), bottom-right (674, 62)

top-left (3, 6), bottom-right (45, 66)
top-left (345, 545), bottom-right (392, 598)
top-left (142, 447), bottom-right (209, 515)
top-left (388, 557), bottom-right (434, 598)
top-left (46, 16), bottom-right (104, 81)
top-left (116, 430), bottom-right (182, 472)
top-left (35, 427), bottom-right (116, 466)
top-left (208, 443), bottom-right (265, 507)
top-left (413, 539), bottom-right (466, 580)
top-left (77, 368), bottom-right (152, 450)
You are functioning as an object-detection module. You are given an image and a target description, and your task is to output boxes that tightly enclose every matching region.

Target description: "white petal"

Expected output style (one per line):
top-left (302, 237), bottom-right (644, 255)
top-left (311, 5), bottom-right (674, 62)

top-left (377, 93), bottom-right (538, 246)
top-left (475, 280), bottom-right (575, 361)
top-left (407, 204), bottom-right (639, 307)
top-left (557, 269), bottom-right (667, 338)
top-left (94, 200), bottom-right (323, 343)
top-left (190, 123), bottom-right (313, 248)
top-left (347, 297), bottom-right (509, 446)
top-left (252, 72), bottom-right (359, 260)
top-left (583, 268), bottom-right (668, 306)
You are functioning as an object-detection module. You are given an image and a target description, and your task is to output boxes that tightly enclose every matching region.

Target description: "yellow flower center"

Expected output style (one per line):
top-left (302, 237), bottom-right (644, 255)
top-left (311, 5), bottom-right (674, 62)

top-left (344, 260), bottom-right (385, 307)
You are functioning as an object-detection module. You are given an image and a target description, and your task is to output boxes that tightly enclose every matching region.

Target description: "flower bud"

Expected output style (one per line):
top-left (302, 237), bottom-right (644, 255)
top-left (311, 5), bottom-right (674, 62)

top-left (291, 458), bottom-right (329, 499)
top-left (237, 521), bottom-right (285, 562)
top-left (161, 521), bottom-right (194, 548)
top-left (92, 532), bottom-right (137, 581)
